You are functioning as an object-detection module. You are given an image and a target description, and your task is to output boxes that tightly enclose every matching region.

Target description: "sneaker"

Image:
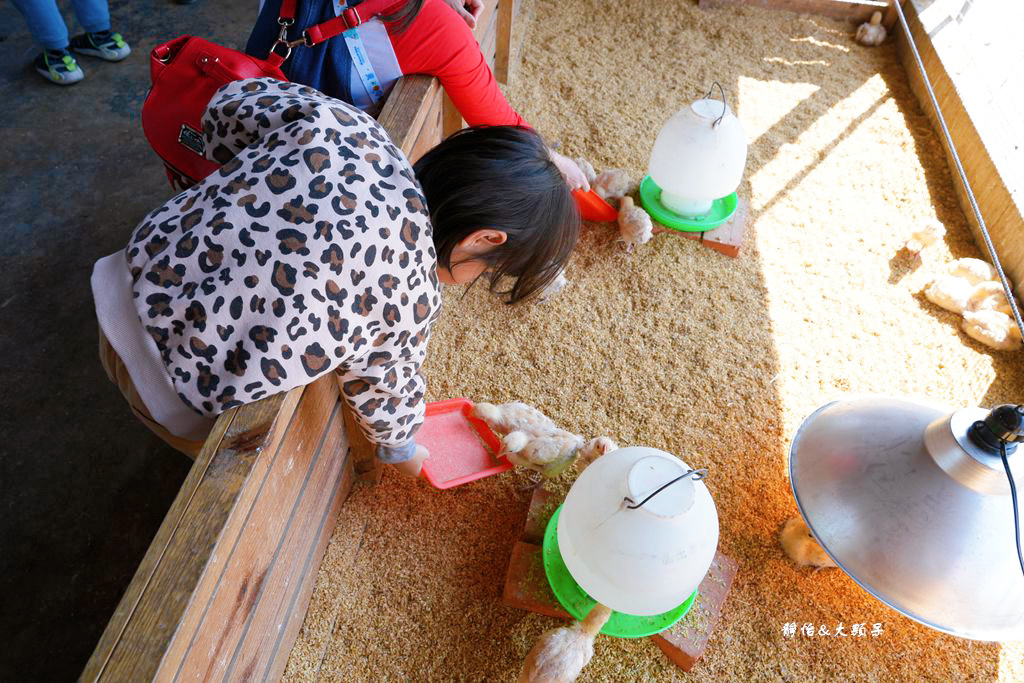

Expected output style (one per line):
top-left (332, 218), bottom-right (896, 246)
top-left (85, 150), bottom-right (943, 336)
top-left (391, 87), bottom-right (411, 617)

top-left (34, 49), bottom-right (85, 85)
top-left (69, 30), bottom-right (131, 62)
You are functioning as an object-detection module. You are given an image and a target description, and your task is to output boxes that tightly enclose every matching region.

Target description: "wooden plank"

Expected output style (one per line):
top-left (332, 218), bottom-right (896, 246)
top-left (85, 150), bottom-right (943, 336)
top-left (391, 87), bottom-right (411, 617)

top-left (699, 0), bottom-right (890, 22)
top-left (410, 87), bottom-right (445, 162)
top-left (256, 448), bottom-right (353, 683)
top-left (174, 382), bottom-right (350, 679)
top-left (164, 375), bottom-right (338, 681)
top-left (897, 1), bottom-right (1024, 292)
top-left (81, 389), bottom-right (300, 681)
top-left (377, 75), bottom-right (442, 157)
top-left (495, 0), bottom-right (515, 83)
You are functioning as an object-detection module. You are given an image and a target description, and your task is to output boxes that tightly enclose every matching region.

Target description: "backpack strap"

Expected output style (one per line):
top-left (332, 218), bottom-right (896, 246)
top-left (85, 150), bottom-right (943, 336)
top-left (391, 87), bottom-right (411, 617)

top-left (267, 0), bottom-right (402, 66)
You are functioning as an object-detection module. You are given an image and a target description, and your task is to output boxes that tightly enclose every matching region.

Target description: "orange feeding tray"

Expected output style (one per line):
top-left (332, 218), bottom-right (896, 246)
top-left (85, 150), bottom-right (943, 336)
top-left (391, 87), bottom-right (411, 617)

top-left (573, 188), bottom-right (618, 222)
top-left (418, 398), bottom-right (511, 489)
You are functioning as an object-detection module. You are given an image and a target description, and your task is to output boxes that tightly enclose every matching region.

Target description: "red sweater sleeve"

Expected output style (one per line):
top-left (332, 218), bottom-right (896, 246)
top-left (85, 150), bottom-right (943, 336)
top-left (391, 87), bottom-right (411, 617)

top-left (388, 0), bottom-right (528, 128)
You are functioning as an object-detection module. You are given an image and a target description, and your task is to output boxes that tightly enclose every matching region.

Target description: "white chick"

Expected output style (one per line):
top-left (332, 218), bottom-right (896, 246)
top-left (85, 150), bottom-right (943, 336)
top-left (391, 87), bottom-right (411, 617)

top-left (924, 274), bottom-right (974, 314)
top-left (966, 281), bottom-right (1014, 315)
top-left (573, 158), bottom-right (597, 186)
top-left (538, 268), bottom-right (569, 302)
top-left (962, 310), bottom-right (1023, 351)
top-left (577, 436), bottom-right (619, 470)
top-left (592, 169), bottom-right (633, 202)
top-left (855, 11), bottom-right (887, 46)
top-left (520, 604), bottom-right (611, 683)
top-left (946, 257), bottom-right (996, 285)
top-left (473, 401), bottom-right (557, 437)
top-left (503, 430), bottom-right (585, 479)
top-left (780, 517), bottom-right (837, 569)
top-left (617, 196), bottom-right (654, 253)
top-left (904, 218), bottom-right (945, 254)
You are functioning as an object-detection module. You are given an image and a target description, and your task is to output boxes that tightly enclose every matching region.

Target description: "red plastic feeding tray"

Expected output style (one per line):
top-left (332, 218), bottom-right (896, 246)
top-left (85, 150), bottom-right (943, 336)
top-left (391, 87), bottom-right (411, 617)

top-left (418, 398), bottom-right (511, 489)
top-left (573, 188), bottom-right (618, 222)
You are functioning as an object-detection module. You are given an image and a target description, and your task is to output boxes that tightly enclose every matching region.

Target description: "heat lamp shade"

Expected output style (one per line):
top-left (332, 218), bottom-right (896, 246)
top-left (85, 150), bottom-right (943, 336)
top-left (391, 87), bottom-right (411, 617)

top-left (789, 396), bottom-right (1024, 641)
top-left (647, 99), bottom-right (747, 216)
top-left (557, 447), bottom-right (719, 616)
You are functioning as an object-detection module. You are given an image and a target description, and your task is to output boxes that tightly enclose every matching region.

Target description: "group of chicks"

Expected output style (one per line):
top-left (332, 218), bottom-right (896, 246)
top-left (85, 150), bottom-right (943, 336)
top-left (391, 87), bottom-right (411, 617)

top-left (902, 218), bottom-right (1022, 350)
top-left (573, 158), bottom-right (656, 253)
top-left (470, 401), bottom-right (618, 683)
top-left (923, 256), bottom-right (1022, 350)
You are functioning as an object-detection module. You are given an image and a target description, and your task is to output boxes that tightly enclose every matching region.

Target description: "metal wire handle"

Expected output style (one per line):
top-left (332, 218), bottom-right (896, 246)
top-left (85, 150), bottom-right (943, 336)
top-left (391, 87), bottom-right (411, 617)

top-left (702, 82), bottom-right (728, 128)
top-left (624, 468), bottom-right (708, 510)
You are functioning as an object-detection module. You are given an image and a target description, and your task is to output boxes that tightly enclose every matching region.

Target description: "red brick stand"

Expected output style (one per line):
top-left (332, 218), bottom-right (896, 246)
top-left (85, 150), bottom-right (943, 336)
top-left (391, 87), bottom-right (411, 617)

top-left (503, 488), bottom-right (737, 671)
top-left (654, 197), bottom-right (750, 259)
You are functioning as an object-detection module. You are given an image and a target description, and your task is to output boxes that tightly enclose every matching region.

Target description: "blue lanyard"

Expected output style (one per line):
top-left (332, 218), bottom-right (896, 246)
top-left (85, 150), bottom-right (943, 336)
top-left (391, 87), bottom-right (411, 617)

top-left (334, 1), bottom-right (385, 104)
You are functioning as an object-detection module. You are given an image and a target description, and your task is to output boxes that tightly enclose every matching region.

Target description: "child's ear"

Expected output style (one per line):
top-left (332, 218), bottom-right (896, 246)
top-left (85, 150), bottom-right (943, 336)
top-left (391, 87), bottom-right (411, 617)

top-left (462, 228), bottom-right (508, 250)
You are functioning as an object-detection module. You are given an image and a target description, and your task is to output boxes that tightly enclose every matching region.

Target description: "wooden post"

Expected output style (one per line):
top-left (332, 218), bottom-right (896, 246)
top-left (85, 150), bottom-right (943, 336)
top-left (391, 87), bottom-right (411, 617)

top-left (495, 0), bottom-right (515, 83)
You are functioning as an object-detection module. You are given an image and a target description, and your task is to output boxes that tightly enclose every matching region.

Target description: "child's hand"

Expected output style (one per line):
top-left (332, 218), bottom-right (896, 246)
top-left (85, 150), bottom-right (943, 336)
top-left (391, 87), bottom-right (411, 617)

top-left (548, 149), bottom-right (591, 192)
top-left (443, 0), bottom-right (485, 29)
top-left (392, 444), bottom-right (430, 478)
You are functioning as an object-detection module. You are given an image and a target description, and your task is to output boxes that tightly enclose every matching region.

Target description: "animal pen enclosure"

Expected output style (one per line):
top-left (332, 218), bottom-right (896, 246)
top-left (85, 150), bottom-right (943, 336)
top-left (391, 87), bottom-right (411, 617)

top-left (83, 0), bottom-right (1024, 680)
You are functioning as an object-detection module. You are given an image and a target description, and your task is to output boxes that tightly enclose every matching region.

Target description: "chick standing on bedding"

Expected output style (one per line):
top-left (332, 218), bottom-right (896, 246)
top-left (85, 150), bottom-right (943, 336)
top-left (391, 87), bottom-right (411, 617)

top-left (473, 401), bottom-right (557, 436)
top-left (966, 281), bottom-right (1014, 316)
top-left (592, 169), bottom-right (633, 202)
top-left (617, 196), bottom-right (654, 252)
top-left (503, 430), bottom-right (585, 479)
top-left (855, 11), bottom-right (887, 46)
top-left (780, 517), bottom-right (837, 569)
top-left (473, 401), bottom-right (587, 478)
top-left (519, 603), bottom-right (612, 683)
top-left (904, 218), bottom-right (946, 254)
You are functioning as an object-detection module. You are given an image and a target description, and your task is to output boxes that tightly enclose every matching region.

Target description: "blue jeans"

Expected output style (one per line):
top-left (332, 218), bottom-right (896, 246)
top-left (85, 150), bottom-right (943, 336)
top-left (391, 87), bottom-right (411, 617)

top-left (11, 0), bottom-right (110, 50)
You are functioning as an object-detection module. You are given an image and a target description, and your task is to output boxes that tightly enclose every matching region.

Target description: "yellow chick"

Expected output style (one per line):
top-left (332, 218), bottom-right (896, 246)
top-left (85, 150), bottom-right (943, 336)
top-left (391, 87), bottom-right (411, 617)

top-left (962, 310), bottom-right (1023, 351)
top-left (780, 517), bottom-right (837, 569)
top-left (966, 281), bottom-right (1014, 315)
top-left (924, 274), bottom-right (974, 314)
top-left (855, 11), bottom-right (887, 46)
top-left (573, 158), bottom-right (597, 186)
top-left (538, 268), bottom-right (569, 302)
top-left (592, 169), bottom-right (633, 202)
top-left (503, 430), bottom-right (585, 479)
top-left (904, 218), bottom-right (946, 254)
top-left (576, 436), bottom-right (619, 470)
top-left (946, 257), bottom-right (996, 285)
top-left (520, 604), bottom-right (612, 683)
top-left (617, 196), bottom-right (654, 253)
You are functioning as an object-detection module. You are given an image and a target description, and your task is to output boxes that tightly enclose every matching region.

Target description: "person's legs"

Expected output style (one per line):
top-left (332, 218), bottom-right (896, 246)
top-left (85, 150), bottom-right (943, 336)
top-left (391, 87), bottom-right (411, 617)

top-left (68, 0), bottom-right (110, 33)
top-left (10, 0), bottom-right (85, 84)
top-left (10, 0), bottom-right (69, 49)
top-left (67, 0), bottom-right (130, 62)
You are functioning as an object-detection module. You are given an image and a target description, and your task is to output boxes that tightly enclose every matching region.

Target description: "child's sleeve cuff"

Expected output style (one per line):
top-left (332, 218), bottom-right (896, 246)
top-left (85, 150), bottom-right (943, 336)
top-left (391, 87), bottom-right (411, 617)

top-left (377, 441), bottom-right (417, 464)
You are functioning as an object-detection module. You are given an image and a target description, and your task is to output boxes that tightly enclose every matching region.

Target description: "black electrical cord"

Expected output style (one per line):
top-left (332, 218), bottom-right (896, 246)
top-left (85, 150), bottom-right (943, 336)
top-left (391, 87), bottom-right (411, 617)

top-left (1000, 442), bottom-right (1024, 579)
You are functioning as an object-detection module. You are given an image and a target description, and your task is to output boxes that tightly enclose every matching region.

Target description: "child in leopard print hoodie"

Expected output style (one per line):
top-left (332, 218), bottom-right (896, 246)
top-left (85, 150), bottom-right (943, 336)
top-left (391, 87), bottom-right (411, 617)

top-left (92, 78), bottom-right (578, 474)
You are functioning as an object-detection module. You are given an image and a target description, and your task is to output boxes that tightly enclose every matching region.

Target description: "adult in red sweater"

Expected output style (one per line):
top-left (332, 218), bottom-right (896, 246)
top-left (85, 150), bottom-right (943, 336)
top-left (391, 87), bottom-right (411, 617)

top-left (246, 0), bottom-right (587, 189)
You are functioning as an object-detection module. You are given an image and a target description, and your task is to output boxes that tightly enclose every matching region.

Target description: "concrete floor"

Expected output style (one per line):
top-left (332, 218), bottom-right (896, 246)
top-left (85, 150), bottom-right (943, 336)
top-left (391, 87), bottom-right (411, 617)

top-left (0, 1), bottom-right (253, 679)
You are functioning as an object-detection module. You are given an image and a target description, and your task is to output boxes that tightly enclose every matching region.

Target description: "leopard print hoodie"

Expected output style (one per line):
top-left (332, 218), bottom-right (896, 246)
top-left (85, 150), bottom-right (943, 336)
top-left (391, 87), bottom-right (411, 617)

top-left (125, 78), bottom-right (441, 461)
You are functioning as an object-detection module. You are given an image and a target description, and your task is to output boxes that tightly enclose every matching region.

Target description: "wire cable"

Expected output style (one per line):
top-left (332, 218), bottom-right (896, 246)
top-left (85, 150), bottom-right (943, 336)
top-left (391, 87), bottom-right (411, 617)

top-left (1000, 442), bottom-right (1024, 579)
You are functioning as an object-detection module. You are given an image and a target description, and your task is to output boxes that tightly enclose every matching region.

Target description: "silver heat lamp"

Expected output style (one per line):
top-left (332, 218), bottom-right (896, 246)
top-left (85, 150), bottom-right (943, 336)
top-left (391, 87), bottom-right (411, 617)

top-left (790, 397), bottom-right (1024, 641)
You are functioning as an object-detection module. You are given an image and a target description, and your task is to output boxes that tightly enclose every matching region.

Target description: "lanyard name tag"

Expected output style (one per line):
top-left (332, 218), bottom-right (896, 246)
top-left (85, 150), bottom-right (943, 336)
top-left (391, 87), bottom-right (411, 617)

top-left (342, 27), bottom-right (385, 104)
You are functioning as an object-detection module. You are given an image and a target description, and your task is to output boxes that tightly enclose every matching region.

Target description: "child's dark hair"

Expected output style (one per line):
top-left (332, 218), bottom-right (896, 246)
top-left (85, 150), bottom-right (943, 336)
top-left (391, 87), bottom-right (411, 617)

top-left (413, 126), bottom-right (580, 304)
